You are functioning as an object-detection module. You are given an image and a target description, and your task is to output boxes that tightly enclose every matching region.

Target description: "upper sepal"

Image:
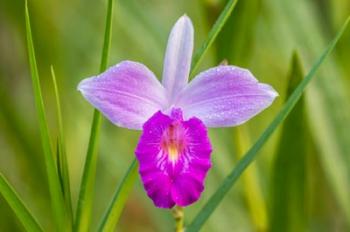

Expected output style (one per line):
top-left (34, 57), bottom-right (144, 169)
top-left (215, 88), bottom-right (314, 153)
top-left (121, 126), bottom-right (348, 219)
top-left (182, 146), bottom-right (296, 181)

top-left (162, 15), bottom-right (194, 105)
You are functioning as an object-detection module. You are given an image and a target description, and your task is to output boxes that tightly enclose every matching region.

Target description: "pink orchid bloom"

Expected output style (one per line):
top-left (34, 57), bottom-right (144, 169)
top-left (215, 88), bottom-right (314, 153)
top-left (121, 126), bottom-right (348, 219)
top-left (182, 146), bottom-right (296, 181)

top-left (78, 15), bottom-right (278, 208)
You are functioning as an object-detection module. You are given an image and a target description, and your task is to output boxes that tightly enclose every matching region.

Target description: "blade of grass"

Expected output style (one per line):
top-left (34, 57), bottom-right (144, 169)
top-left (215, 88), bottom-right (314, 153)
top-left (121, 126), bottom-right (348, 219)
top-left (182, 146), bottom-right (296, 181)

top-left (269, 52), bottom-right (308, 232)
top-left (234, 126), bottom-right (267, 231)
top-left (97, 159), bottom-right (138, 232)
top-left (74, 0), bottom-right (114, 231)
top-left (0, 173), bottom-right (43, 232)
top-left (216, 0), bottom-right (260, 65)
top-left (190, 0), bottom-right (239, 76)
top-left (278, 0), bottom-right (350, 222)
top-left (25, 1), bottom-right (67, 231)
top-left (51, 66), bottom-right (73, 225)
top-left (186, 16), bottom-right (350, 232)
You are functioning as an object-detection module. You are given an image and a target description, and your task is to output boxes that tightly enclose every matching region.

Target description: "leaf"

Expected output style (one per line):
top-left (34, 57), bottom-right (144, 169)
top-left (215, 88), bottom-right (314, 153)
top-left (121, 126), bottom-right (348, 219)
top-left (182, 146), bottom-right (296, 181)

top-left (97, 159), bottom-right (138, 232)
top-left (269, 52), bottom-right (308, 232)
top-left (0, 173), bottom-right (43, 232)
top-left (51, 66), bottom-right (73, 225)
top-left (234, 126), bottom-right (267, 231)
top-left (269, 0), bottom-right (350, 223)
top-left (25, 1), bottom-right (68, 230)
top-left (186, 16), bottom-right (350, 232)
top-left (216, 0), bottom-right (260, 65)
top-left (74, 0), bottom-right (114, 231)
top-left (190, 0), bottom-right (239, 76)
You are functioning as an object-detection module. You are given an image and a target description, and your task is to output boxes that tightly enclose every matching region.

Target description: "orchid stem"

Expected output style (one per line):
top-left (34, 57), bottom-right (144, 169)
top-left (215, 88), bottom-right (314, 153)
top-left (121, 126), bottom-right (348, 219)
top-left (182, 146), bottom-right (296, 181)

top-left (172, 206), bottom-right (184, 232)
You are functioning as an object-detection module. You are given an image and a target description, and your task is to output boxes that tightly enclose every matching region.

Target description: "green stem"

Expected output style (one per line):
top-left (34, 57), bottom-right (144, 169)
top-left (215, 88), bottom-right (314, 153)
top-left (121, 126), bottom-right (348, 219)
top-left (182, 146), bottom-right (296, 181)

top-left (172, 206), bottom-right (184, 232)
top-left (51, 66), bottom-right (74, 226)
top-left (98, 159), bottom-right (138, 232)
top-left (25, 1), bottom-right (67, 230)
top-left (0, 173), bottom-right (43, 232)
top-left (74, 111), bottom-right (102, 232)
top-left (74, 0), bottom-right (114, 231)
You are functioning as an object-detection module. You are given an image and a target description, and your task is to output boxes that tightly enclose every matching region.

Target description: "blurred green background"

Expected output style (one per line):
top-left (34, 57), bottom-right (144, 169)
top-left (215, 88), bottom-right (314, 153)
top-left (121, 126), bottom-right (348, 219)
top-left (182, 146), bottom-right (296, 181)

top-left (0, 0), bottom-right (349, 231)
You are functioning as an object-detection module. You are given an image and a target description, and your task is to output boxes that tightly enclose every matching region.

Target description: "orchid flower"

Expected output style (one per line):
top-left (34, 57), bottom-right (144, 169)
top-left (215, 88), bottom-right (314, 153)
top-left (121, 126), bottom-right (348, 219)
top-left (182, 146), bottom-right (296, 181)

top-left (78, 15), bottom-right (278, 208)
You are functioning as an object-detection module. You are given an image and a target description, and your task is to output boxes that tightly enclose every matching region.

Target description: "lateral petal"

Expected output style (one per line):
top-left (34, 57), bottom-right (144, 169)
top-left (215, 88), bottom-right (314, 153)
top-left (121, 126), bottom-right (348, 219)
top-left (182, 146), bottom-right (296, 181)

top-left (78, 61), bottom-right (166, 130)
top-left (176, 66), bottom-right (278, 127)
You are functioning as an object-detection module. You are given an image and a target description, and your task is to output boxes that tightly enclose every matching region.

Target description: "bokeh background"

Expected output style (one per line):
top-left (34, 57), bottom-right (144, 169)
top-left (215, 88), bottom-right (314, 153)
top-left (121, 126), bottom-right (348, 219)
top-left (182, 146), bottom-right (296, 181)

top-left (0, 0), bottom-right (349, 231)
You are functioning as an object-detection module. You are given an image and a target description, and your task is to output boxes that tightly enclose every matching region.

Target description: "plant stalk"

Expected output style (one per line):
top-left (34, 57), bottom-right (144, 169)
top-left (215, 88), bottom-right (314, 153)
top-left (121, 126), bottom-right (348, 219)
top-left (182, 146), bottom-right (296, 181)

top-left (172, 206), bottom-right (184, 232)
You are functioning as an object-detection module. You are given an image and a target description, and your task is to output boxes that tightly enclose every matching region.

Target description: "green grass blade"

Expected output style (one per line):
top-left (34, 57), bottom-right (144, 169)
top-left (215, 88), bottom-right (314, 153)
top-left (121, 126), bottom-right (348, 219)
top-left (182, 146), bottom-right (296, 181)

top-left (0, 173), bottom-right (43, 232)
top-left (51, 66), bottom-right (73, 225)
top-left (234, 126), bottom-right (267, 231)
top-left (190, 0), bottom-right (239, 76)
top-left (216, 0), bottom-right (260, 65)
top-left (74, 0), bottom-right (114, 231)
top-left (269, 52), bottom-right (307, 232)
top-left (186, 16), bottom-right (350, 232)
top-left (276, 0), bottom-right (350, 223)
top-left (98, 159), bottom-right (138, 232)
top-left (25, 1), bottom-right (67, 231)
top-left (99, 0), bottom-right (114, 72)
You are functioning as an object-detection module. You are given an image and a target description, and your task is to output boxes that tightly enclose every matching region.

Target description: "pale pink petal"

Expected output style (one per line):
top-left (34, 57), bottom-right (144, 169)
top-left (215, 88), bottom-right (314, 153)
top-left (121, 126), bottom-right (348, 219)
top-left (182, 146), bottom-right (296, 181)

top-left (176, 66), bottom-right (278, 127)
top-left (162, 15), bottom-right (194, 104)
top-left (78, 61), bottom-right (166, 130)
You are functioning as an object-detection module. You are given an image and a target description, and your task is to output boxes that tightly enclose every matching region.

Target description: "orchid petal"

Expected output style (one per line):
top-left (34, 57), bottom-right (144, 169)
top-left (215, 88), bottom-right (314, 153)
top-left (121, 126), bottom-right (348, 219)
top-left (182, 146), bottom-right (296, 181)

top-left (162, 15), bottom-right (194, 104)
top-left (176, 66), bottom-right (278, 127)
top-left (135, 110), bottom-right (212, 208)
top-left (78, 61), bottom-right (166, 130)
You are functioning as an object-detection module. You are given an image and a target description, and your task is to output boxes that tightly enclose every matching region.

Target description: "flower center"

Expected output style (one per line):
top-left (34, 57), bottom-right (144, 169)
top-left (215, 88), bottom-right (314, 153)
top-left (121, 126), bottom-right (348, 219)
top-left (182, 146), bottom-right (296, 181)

top-left (167, 143), bottom-right (179, 162)
top-left (160, 121), bottom-right (186, 163)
